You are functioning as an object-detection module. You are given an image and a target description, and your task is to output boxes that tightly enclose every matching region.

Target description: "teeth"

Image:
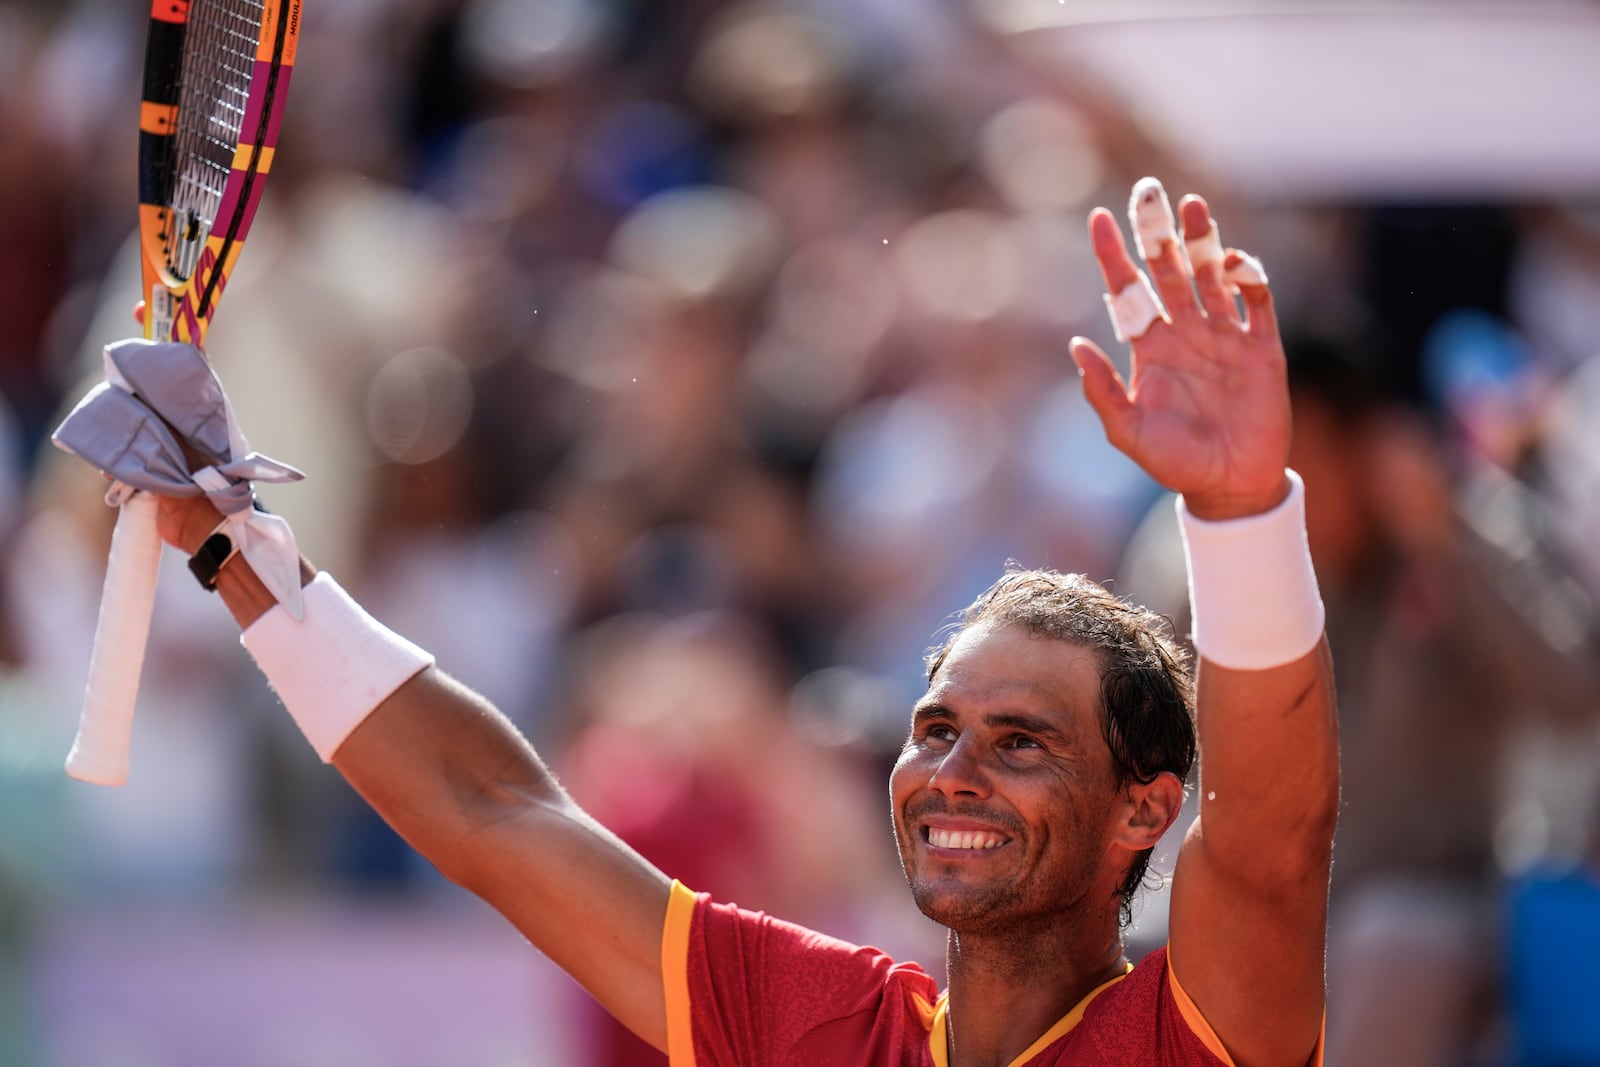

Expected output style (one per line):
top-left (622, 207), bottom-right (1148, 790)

top-left (928, 828), bottom-right (1005, 850)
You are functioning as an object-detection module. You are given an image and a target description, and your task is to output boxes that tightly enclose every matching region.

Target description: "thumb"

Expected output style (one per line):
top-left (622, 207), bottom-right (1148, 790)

top-left (1070, 337), bottom-right (1136, 450)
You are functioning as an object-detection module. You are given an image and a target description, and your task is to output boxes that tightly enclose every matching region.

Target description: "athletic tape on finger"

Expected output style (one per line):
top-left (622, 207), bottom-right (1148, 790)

top-left (1224, 252), bottom-right (1269, 291)
top-left (1184, 223), bottom-right (1224, 273)
top-left (1103, 274), bottom-right (1165, 342)
top-left (1129, 177), bottom-right (1177, 261)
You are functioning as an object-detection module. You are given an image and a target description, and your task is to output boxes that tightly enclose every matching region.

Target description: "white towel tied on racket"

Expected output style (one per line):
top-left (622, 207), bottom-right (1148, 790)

top-left (52, 338), bottom-right (307, 618)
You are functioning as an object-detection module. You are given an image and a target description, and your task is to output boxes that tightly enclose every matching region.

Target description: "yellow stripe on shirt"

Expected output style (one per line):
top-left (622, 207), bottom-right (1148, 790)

top-left (926, 965), bottom-right (1132, 1067)
top-left (1166, 952), bottom-right (1326, 1067)
top-left (662, 880), bottom-right (699, 1067)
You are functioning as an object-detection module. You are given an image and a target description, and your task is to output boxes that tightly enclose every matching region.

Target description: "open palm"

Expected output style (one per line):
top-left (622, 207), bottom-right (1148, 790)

top-left (1072, 189), bottom-right (1291, 521)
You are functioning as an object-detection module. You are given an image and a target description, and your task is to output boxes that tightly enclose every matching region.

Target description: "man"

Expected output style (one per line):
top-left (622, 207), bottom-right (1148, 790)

top-left (146, 181), bottom-right (1338, 1066)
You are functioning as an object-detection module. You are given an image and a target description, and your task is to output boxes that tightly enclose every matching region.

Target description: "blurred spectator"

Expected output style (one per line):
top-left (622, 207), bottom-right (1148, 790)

top-left (1294, 340), bottom-right (1600, 1067)
top-left (1123, 334), bottom-right (1600, 1067)
top-left (10, 0), bottom-right (1600, 1062)
top-left (555, 611), bottom-right (926, 1065)
top-left (1503, 793), bottom-right (1600, 1067)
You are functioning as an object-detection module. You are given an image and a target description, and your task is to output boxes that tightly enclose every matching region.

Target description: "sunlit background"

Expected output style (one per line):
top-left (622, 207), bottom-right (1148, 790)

top-left (3, 1), bottom-right (1600, 1064)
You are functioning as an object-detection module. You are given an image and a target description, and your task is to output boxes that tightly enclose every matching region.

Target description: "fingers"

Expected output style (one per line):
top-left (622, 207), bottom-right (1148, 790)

top-left (1130, 179), bottom-right (1202, 324)
top-left (1226, 250), bottom-right (1280, 347)
top-left (1070, 337), bottom-right (1137, 450)
top-left (1090, 208), bottom-right (1168, 344)
top-left (1092, 179), bottom-right (1279, 355)
top-left (1180, 196), bottom-right (1239, 325)
top-left (1089, 207), bottom-right (1145, 295)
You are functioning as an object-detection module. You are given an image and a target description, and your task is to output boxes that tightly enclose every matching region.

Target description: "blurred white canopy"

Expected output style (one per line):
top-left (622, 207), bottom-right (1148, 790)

top-left (987, 1), bottom-right (1600, 198)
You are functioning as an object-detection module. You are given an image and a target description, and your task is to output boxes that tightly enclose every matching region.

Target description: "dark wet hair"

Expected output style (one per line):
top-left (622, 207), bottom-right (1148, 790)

top-left (925, 567), bottom-right (1197, 928)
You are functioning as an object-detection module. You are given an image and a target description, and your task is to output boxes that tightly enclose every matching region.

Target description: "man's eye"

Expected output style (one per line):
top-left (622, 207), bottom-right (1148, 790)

top-left (926, 725), bottom-right (957, 742)
top-left (1007, 734), bottom-right (1041, 750)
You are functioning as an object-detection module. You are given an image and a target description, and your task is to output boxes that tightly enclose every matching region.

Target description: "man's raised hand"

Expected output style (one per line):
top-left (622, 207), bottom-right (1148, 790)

top-left (1071, 180), bottom-right (1290, 521)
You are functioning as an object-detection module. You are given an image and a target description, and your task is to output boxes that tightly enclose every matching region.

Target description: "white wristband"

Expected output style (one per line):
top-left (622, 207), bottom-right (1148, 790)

top-left (1178, 470), bottom-right (1324, 671)
top-left (241, 571), bottom-right (435, 761)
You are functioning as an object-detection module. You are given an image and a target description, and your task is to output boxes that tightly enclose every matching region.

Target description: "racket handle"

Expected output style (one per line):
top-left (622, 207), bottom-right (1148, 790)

top-left (66, 492), bottom-right (163, 786)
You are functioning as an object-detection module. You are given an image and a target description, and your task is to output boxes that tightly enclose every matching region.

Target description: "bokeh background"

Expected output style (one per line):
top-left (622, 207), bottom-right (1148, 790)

top-left (3, 1), bottom-right (1600, 1064)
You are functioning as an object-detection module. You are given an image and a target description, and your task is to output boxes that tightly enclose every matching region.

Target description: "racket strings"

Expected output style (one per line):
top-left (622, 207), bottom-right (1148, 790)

top-left (165, 0), bottom-right (267, 281)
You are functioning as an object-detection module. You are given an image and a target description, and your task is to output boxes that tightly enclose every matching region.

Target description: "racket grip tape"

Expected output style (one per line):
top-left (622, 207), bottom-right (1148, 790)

top-left (65, 492), bottom-right (164, 786)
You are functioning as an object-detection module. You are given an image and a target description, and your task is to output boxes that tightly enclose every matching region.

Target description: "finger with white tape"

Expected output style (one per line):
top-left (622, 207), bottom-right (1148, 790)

top-left (1184, 221), bottom-right (1225, 274)
top-left (1129, 177), bottom-right (1178, 261)
top-left (1103, 272), bottom-right (1165, 342)
top-left (1224, 251), bottom-right (1269, 292)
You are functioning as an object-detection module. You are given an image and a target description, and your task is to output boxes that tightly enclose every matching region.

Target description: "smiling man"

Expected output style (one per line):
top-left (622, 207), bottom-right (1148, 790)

top-left (140, 178), bottom-right (1337, 1066)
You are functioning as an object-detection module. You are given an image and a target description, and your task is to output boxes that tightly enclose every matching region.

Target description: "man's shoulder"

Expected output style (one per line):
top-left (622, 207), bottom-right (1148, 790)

top-left (692, 891), bottom-right (942, 1011)
top-left (681, 890), bottom-right (945, 1063)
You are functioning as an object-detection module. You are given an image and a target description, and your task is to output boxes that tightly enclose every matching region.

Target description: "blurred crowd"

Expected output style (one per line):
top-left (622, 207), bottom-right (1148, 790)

top-left (3, 1), bottom-right (1600, 1065)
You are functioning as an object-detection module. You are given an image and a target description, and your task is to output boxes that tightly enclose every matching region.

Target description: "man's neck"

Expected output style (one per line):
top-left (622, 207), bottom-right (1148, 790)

top-left (942, 916), bottom-right (1128, 1067)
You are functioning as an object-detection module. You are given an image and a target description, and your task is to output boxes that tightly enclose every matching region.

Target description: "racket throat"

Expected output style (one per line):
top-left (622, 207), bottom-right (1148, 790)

top-left (147, 285), bottom-right (177, 342)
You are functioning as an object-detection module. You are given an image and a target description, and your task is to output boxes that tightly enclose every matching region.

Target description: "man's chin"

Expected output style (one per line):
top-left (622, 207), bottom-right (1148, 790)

top-left (909, 877), bottom-right (1017, 929)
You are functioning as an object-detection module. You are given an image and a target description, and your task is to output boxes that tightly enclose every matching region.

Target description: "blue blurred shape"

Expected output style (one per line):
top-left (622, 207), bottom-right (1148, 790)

top-left (577, 101), bottom-right (715, 209)
top-left (1506, 865), bottom-right (1600, 1065)
top-left (1420, 307), bottom-right (1532, 413)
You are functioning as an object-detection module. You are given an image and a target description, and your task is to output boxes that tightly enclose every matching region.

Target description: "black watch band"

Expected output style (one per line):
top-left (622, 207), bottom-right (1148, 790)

top-left (187, 522), bottom-right (240, 591)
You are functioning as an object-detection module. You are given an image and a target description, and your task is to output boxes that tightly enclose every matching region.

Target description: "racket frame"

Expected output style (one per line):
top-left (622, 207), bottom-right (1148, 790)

top-left (66, 0), bottom-right (303, 786)
top-left (137, 0), bottom-right (301, 344)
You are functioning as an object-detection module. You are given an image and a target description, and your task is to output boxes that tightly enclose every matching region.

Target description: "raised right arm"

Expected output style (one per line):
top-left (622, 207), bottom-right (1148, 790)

top-left (161, 496), bottom-right (675, 1051)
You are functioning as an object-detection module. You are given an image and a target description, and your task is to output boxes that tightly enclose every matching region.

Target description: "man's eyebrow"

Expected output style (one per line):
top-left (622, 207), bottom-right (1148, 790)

top-left (984, 712), bottom-right (1071, 741)
top-left (909, 705), bottom-right (1072, 741)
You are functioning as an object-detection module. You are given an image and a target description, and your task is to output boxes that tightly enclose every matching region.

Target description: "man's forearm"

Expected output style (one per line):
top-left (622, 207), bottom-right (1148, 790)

top-left (209, 550), bottom-right (562, 882)
top-left (1193, 646), bottom-right (1340, 884)
top-left (206, 547), bottom-right (674, 1048)
top-left (1180, 476), bottom-right (1340, 880)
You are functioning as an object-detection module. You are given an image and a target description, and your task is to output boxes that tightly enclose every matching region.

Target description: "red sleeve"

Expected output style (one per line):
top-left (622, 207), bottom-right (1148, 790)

top-left (661, 882), bottom-right (941, 1067)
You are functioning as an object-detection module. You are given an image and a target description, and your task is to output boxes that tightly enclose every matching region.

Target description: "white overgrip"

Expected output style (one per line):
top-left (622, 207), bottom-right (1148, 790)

top-left (66, 491), bottom-right (163, 786)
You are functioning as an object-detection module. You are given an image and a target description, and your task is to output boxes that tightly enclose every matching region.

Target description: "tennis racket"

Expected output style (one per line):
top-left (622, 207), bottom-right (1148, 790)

top-left (66, 0), bottom-right (302, 786)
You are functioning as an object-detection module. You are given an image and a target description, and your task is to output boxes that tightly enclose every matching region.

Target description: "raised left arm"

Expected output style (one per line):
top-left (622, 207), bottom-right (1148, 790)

top-left (1075, 181), bottom-right (1338, 1067)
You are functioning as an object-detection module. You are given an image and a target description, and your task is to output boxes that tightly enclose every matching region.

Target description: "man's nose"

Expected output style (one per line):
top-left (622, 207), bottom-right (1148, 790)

top-left (928, 735), bottom-right (992, 799)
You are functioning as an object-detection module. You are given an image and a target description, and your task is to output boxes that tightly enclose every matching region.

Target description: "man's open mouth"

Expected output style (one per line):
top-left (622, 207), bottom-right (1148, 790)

top-left (924, 827), bottom-right (1008, 850)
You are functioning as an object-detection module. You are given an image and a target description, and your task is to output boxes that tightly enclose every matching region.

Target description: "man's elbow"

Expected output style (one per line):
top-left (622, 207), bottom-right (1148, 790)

top-left (431, 778), bottom-right (564, 895)
top-left (1201, 771), bottom-right (1338, 895)
top-left (1244, 783), bottom-right (1339, 893)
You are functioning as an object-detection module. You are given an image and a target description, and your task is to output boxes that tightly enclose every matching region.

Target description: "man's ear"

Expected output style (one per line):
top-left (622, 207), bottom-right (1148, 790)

top-left (1112, 771), bottom-right (1185, 853)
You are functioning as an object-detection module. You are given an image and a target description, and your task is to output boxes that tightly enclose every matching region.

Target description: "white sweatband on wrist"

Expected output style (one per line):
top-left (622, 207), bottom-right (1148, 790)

top-left (1177, 470), bottom-right (1325, 671)
top-left (1103, 273), bottom-right (1165, 342)
top-left (1184, 223), bottom-right (1224, 273)
top-left (1129, 177), bottom-right (1177, 261)
top-left (241, 571), bottom-right (435, 761)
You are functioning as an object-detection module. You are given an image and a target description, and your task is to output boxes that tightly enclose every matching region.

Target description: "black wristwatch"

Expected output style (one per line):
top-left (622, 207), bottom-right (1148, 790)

top-left (187, 519), bottom-right (240, 591)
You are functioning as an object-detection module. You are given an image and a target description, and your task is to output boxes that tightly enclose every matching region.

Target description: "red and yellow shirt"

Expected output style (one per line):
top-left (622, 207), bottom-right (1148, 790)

top-left (662, 882), bottom-right (1316, 1066)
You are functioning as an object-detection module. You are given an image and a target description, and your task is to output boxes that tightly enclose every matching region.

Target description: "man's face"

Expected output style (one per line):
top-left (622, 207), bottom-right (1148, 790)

top-left (890, 621), bottom-right (1124, 932)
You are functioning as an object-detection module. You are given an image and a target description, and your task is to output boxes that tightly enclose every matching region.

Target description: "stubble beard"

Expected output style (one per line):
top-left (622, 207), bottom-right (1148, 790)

top-left (896, 820), bottom-right (1101, 938)
top-left (908, 862), bottom-right (1101, 935)
top-left (910, 871), bottom-right (1026, 930)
